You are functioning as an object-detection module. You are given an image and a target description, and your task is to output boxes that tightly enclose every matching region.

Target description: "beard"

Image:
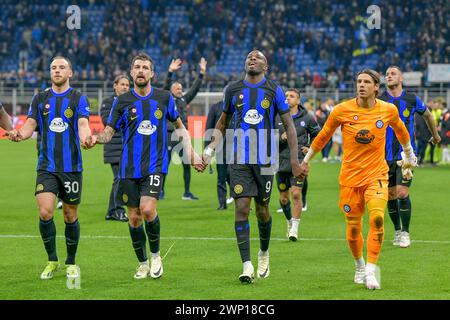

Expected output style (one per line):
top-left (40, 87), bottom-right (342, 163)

top-left (246, 68), bottom-right (263, 76)
top-left (134, 77), bottom-right (149, 88)
top-left (387, 82), bottom-right (399, 90)
top-left (52, 77), bottom-right (68, 87)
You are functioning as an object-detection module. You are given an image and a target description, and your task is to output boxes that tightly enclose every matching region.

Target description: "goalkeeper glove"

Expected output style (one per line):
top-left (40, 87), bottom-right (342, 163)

top-left (396, 151), bottom-right (417, 180)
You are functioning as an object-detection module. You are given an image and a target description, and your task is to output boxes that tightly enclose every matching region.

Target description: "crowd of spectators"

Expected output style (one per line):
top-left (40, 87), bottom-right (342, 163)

top-left (0, 0), bottom-right (448, 90)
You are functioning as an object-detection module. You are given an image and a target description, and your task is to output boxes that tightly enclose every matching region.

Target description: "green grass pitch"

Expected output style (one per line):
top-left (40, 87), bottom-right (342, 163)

top-left (0, 139), bottom-right (449, 300)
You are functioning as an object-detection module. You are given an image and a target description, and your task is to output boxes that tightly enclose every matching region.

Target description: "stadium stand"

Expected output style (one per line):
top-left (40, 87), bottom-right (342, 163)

top-left (0, 0), bottom-right (448, 90)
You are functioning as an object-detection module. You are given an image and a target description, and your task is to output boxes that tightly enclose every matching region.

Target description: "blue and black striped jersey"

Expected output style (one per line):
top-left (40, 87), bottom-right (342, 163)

top-left (379, 90), bottom-right (426, 161)
top-left (107, 87), bottom-right (179, 179)
top-left (223, 78), bottom-right (289, 165)
top-left (27, 87), bottom-right (90, 172)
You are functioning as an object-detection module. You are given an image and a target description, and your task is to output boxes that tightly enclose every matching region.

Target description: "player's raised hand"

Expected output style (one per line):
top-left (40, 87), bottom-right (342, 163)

top-left (169, 58), bottom-right (182, 72)
top-left (199, 57), bottom-right (207, 74)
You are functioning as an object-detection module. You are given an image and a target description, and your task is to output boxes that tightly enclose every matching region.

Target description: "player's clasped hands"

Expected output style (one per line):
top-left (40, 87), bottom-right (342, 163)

top-left (6, 129), bottom-right (23, 142)
top-left (296, 161), bottom-right (310, 180)
top-left (82, 135), bottom-right (97, 150)
top-left (191, 151), bottom-right (207, 172)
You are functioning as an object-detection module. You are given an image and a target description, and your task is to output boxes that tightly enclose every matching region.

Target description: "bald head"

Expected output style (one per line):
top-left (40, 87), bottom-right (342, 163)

top-left (171, 81), bottom-right (183, 98)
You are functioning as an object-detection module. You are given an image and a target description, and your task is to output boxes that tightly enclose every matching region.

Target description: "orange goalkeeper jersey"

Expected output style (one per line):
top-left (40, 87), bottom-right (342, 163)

top-left (311, 98), bottom-right (410, 187)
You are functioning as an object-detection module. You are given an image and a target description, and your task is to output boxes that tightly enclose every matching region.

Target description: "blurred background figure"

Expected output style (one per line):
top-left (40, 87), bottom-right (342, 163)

top-left (100, 74), bottom-right (130, 222)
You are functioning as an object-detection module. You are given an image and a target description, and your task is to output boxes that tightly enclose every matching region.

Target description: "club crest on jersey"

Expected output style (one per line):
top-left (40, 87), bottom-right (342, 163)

top-left (261, 98), bottom-right (270, 109)
top-left (239, 94), bottom-right (244, 99)
top-left (45, 104), bottom-right (50, 109)
top-left (376, 120), bottom-right (384, 129)
top-left (243, 109), bottom-right (263, 125)
top-left (279, 183), bottom-right (287, 191)
top-left (355, 129), bottom-right (375, 144)
top-left (300, 121), bottom-right (306, 127)
top-left (154, 109), bottom-right (163, 119)
top-left (137, 120), bottom-right (157, 135)
top-left (353, 115), bottom-right (358, 121)
top-left (344, 204), bottom-right (351, 213)
top-left (123, 194), bottom-right (128, 203)
top-left (49, 117), bottom-right (69, 133)
top-left (64, 108), bottom-right (73, 118)
top-left (403, 109), bottom-right (410, 117)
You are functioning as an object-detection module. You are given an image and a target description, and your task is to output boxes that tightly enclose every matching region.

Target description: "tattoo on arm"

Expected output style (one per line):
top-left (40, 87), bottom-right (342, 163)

top-left (97, 126), bottom-right (115, 144)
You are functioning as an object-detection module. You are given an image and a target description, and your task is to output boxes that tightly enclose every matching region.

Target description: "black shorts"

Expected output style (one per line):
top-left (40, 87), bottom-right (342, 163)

top-left (229, 164), bottom-right (274, 204)
top-left (120, 173), bottom-right (165, 207)
top-left (388, 161), bottom-right (413, 188)
top-left (35, 171), bottom-right (82, 205)
top-left (276, 171), bottom-right (304, 192)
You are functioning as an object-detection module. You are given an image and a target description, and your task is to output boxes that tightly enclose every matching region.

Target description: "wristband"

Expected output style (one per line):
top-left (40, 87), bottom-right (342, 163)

top-left (204, 147), bottom-right (214, 157)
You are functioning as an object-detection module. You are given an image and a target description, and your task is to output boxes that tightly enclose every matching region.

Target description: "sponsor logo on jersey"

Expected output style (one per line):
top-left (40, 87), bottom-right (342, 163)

top-left (355, 129), bottom-right (375, 144)
top-left (243, 109), bottom-right (263, 125)
top-left (49, 117), bottom-right (69, 133)
top-left (137, 120), bottom-right (157, 135)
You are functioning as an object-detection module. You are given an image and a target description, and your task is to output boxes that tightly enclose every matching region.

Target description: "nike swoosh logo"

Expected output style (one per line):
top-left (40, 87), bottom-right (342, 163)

top-left (149, 190), bottom-right (159, 194)
top-left (153, 266), bottom-right (162, 277)
top-left (237, 103), bottom-right (245, 107)
top-left (262, 197), bottom-right (270, 202)
top-left (259, 267), bottom-right (269, 278)
top-left (376, 192), bottom-right (383, 195)
top-left (130, 116), bottom-right (137, 120)
top-left (43, 112), bottom-right (49, 115)
top-left (70, 198), bottom-right (79, 202)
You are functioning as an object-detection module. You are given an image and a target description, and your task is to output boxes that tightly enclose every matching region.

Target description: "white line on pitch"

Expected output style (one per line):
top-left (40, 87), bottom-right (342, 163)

top-left (0, 234), bottom-right (449, 244)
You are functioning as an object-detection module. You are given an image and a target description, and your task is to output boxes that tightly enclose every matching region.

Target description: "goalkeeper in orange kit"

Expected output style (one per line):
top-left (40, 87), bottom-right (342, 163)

top-left (298, 69), bottom-right (417, 290)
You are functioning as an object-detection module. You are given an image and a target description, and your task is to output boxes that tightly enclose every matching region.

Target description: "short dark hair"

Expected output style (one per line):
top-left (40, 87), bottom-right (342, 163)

top-left (387, 65), bottom-right (402, 73)
top-left (113, 74), bottom-right (130, 85)
top-left (286, 88), bottom-right (301, 98)
top-left (357, 69), bottom-right (381, 96)
top-left (51, 56), bottom-right (72, 70)
top-left (130, 53), bottom-right (154, 71)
